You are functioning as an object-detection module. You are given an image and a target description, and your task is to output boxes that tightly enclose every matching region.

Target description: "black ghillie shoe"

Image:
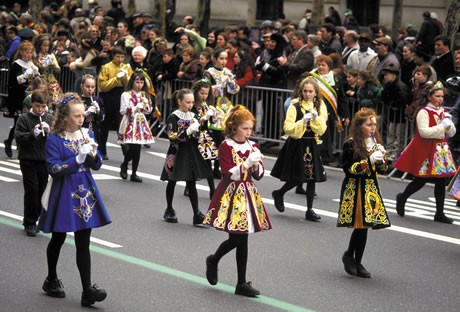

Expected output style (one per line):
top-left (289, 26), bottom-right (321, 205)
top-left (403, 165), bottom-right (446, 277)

top-left (120, 164), bottom-right (128, 180)
top-left (356, 264), bottom-right (371, 278)
top-left (163, 208), bottom-right (178, 223)
top-left (434, 213), bottom-right (453, 224)
top-left (193, 211), bottom-right (205, 225)
top-left (396, 193), bottom-right (406, 217)
top-left (342, 252), bottom-right (357, 276)
top-left (130, 174), bottom-right (143, 183)
top-left (42, 278), bottom-right (65, 298)
top-left (272, 190), bottom-right (285, 212)
top-left (235, 281), bottom-right (260, 297)
top-left (305, 209), bottom-right (321, 222)
top-left (206, 255), bottom-right (218, 285)
top-left (81, 284), bottom-right (107, 307)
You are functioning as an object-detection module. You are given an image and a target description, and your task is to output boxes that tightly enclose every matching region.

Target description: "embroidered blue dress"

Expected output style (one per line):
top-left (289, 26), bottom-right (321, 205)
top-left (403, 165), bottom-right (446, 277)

top-left (37, 128), bottom-right (111, 233)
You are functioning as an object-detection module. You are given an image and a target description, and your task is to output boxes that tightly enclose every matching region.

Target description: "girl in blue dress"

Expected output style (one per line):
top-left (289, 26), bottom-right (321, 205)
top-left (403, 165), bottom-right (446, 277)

top-left (38, 93), bottom-right (111, 307)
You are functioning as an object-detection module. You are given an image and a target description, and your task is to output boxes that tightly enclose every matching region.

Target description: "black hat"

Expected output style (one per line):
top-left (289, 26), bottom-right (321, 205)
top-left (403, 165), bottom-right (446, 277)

top-left (411, 46), bottom-right (431, 62)
top-left (358, 33), bottom-right (371, 41)
top-left (56, 29), bottom-right (70, 37)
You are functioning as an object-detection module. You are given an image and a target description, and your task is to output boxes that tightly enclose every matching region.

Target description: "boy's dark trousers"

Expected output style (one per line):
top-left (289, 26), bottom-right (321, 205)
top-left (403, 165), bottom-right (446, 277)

top-left (19, 159), bottom-right (48, 227)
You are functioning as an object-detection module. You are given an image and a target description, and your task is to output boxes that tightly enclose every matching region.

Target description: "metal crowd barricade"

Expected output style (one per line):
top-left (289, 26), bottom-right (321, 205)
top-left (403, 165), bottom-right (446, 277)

top-left (0, 59), bottom-right (9, 97)
top-left (0, 60), bottom-right (414, 172)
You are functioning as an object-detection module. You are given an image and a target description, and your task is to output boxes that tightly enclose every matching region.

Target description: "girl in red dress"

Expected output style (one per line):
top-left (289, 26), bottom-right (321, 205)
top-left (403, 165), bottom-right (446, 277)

top-left (395, 81), bottom-right (456, 224)
top-left (203, 105), bottom-right (271, 297)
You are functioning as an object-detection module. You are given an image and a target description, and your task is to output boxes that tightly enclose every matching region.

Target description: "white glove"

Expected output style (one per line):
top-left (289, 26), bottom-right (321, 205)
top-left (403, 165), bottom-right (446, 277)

top-left (376, 143), bottom-right (386, 154)
top-left (369, 150), bottom-right (384, 165)
top-left (43, 55), bottom-right (53, 68)
top-left (206, 107), bottom-right (215, 118)
top-left (143, 97), bottom-right (150, 106)
top-left (254, 56), bottom-right (261, 67)
top-left (92, 101), bottom-right (100, 113)
top-left (24, 68), bottom-right (34, 78)
top-left (33, 124), bottom-right (42, 137)
top-left (76, 144), bottom-right (92, 164)
top-left (136, 102), bottom-right (144, 111)
top-left (88, 139), bottom-right (98, 156)
top-left (244, 151), bottom-right (263, 168)
top-left (444, 112), bottom-right (452, 120)
top-left (302, 113), bottom-right (313, 124)
top-left (186, 121), bottom-right (200, 135)
top-left (310, 110), bottom-right (318, 120)
top-left (41, 122), bottom-right (51, 134)
top-left (441, 118), bottom-right (452, 129)
top-left (116, 71), bottom-right (126, 78)
top-left (85, 105), bottom-right (97, 116)
top-left (261, 62), bottom-right (270, 71)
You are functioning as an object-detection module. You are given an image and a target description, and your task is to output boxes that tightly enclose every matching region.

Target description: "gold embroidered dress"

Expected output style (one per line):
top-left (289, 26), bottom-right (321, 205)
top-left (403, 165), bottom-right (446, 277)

top-left (203, 139), bottom-right (271, 234)
top-left (337, 138), bottom-right (390, 229)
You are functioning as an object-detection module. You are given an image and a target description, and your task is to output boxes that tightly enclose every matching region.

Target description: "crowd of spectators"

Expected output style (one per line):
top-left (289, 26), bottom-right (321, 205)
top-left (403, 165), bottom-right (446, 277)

top-left (0, 2), bottom-right (459, 161)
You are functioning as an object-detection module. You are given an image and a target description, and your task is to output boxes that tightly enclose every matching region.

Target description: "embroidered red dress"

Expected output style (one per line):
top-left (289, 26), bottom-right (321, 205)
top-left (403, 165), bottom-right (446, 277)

top-left (395, 105), bottom-right (456, 178)
top-left (203, 139), bottom-right (272, 234)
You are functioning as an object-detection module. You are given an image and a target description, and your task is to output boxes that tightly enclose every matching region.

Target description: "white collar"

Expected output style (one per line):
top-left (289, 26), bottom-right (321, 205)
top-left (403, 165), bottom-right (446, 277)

top-left (15, 58), bottom-right (36, 69)
top-left (172, 110), bottom-right (195, 120)
top-left (225, 138), bottom-right (255, 154)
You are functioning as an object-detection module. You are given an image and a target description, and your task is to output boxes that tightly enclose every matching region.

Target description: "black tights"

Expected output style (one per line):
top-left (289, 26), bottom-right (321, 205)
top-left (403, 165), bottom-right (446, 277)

top-left (346, 228), bottom-right (368, 264)
top-left (122, 144), bottom-right (141, 175)
top-left (166, 180), bottom-right (200, 215)
top-left (401, 177), bottom-right (447, 215)
top-left (6, 116), bottom-right (18, 144)
top-left (278, 181), bottom-right (316, 209)
top-left (213, 234), bottom-right (248, 285)
top-left (47, 229), bottom-right (92, 290)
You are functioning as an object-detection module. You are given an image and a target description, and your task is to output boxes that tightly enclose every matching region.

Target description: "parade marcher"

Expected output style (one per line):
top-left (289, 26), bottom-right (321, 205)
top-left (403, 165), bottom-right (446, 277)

top-left (337, 108), bottom-right (391, 278)
top-left (160, 88), bottom-right (212, 224)
top-left (395, 82), bottom-right (456, 224)
top-left (271, 77), bottom-right (327, 221)
top-left (97, 47), bottom-right (132, 160)
top-left (203, 105), bottom-right (271, 297)
top-left (15, 89), bottom-right (54, 237)
top-left (4, 40), bottom-right (40, 158)
top-left (206, 48), bottom-right (240, 178)
top-left (191, 79), bottom-right (217, 198)
top-left (38, 93), bottom-right (111, 307)
top-left (118, 72), bottom-right (155, 183)
top-left (80, 74), bottom-right (104, 145)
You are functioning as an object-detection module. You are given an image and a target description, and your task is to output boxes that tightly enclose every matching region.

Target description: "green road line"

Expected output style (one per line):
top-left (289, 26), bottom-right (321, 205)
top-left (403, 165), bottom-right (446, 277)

top-left (0, 216), bottom-right (314, 312)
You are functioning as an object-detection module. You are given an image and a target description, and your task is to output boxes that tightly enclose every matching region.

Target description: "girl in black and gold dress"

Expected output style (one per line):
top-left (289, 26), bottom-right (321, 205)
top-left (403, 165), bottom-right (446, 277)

top-left (337, 108), bottom-right (391, 278)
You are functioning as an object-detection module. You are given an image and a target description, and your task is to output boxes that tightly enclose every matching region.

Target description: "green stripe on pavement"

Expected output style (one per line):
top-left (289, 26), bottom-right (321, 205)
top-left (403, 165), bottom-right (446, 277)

top-left (0, 216), bottom-right (314, 312)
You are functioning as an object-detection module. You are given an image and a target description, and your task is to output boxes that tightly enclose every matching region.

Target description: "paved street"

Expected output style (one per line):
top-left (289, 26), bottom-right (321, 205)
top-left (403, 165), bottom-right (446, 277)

top-left (0, 117), bottom-right (459, 312)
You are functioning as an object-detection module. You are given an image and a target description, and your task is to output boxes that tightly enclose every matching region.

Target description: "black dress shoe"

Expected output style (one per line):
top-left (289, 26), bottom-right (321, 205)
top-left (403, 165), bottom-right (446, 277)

top-left (25, 225), bottom-right (37, 237)
top-left (163, 208), bottom-right (178, 223)
top-left (102, 154), bottom-right (109, 160)
top-left (396, 193), bottom-right (405, 217)
top-left (42, 277), bottom-right (66, 298)
top-left (272, 190), bottom-right (285, 212)
top-left (235, 281), bottom-right (260, 297)
top-left (434, 213), bottom-right (454, 224)
top-left (144, 144), bottom-right (151, 148)
top-left (206, 255), bottom-right (218, 285)
top-left (183, 186), bottom-right (189, 196)
top-left (356, 264), bottom-right (371, 278)
top-left (305, 209), bottom-right (321, 221)
top-left (81, 284), bottom-right (107, 307)
top-left (193, 211), bottom-right (205, 225)
top-left (342, 252), bottom-right (357, 276)
top-left (295, 186), bottom-right (307, 195)
top-left (120, 164), bottom-right (128, 180)
top-left (4, 140), bottom-right (12, 158)
top-left (130, 174), bottom-right (143, 183)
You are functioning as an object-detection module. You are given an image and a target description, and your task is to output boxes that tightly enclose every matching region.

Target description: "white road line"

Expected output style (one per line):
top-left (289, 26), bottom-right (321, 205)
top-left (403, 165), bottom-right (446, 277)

top-left (0, 210), bottom-right (123, 248)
